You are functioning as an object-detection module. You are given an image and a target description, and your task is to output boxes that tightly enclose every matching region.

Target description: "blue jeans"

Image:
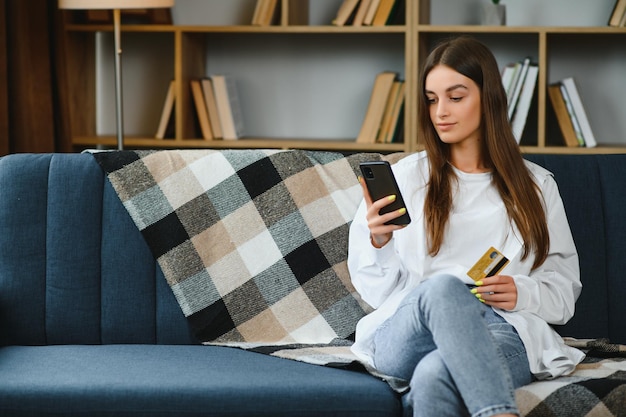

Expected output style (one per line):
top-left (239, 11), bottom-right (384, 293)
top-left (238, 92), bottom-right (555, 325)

top-left (373, 275), bottom-right (532, 417)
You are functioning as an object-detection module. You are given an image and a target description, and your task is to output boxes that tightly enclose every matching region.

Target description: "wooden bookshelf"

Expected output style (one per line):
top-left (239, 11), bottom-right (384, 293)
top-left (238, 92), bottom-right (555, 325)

top-left (58, 0), bottom-right (626, 154)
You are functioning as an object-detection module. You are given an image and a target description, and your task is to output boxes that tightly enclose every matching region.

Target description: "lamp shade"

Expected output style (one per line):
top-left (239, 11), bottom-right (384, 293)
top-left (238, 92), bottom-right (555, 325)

top-left (58, 0), bottom-right (173, 9)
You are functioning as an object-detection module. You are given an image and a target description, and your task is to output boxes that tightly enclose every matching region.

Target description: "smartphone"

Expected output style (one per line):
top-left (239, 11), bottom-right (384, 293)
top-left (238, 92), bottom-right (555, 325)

top-left (359, 161), bottom-right (411, 225)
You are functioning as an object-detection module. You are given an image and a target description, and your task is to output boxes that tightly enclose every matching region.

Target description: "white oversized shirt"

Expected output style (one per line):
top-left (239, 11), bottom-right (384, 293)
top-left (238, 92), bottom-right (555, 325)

top-left (348, 151), bottom-right (584, 379)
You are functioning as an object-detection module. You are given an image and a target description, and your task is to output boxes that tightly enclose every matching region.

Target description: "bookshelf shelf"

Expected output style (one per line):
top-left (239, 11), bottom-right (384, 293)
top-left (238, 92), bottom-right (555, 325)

top-left (59, 0), bottom-right (626, 155)
top-left (65, 24), bottom-right (409, 34)
top-left (72, 135), bottom-right (407, 152)
top-left (521, 146), bottom-right (626, 155)
top-left (417, 25), bottom-right (626, 34)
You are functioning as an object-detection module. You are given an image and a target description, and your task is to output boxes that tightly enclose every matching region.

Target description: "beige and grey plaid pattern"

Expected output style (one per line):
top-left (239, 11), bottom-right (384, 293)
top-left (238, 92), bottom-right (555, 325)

top-left (95, 149), bottom-right (379, 345)
top-left (516, 356), bottom-right (626, 416)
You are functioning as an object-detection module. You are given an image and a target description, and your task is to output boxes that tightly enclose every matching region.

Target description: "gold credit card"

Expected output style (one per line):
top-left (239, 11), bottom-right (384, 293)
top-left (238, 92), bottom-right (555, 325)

top-left (467, 247), bottom-right (509, 282)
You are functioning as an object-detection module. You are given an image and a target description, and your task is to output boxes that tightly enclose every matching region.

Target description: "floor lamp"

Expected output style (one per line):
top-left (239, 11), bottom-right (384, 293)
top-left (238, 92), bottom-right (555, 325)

top-left (58, 0), bottom-right (175, 150)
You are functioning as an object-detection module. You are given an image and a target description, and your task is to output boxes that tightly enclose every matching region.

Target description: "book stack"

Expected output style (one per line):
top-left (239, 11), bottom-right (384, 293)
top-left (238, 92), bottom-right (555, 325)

top-left (209, 75), bottom-right (245, 140)
top-left (548, 77), bottom-right (597, 148)
top-left (501, 57), bottom-right (539, 143)
top-left (608, 0), bottom-right (626, 27)
top-left (356, 71), bottom-right (405, 144)
top-left (156, 76), bottom-right (244, 141)
top-left (251, 0), bottom-right (279, 26)
top-left (332, 0), bottom-right (404, 27)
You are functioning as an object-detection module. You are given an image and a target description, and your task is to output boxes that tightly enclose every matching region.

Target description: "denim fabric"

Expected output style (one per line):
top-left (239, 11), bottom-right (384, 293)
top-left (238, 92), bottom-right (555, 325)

top-left (373, 275), bottom-right (532, 417)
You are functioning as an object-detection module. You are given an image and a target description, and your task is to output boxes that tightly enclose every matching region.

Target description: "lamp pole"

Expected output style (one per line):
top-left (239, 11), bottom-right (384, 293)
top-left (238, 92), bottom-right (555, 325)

top-left (113, 8), bottom-right (124, 150)
top-left (58, 0), bottom-right (175, 151)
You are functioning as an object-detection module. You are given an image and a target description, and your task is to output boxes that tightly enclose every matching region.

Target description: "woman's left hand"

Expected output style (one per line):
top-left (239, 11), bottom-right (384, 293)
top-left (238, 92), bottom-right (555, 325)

top-left (474, 275), bottom-right (517, 311)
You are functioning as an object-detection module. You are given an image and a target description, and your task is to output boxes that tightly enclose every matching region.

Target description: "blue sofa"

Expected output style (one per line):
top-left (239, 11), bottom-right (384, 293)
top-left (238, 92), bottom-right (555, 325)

top-left (1, 151), bottom-right (625, 417)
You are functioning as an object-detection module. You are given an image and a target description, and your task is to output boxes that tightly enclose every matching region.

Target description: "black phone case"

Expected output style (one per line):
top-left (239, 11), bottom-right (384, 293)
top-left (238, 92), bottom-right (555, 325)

top-left (359, 161), bottom-right (411, 225)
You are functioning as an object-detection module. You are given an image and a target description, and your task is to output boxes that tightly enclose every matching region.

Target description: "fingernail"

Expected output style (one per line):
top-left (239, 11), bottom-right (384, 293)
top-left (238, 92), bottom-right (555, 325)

top-left (476, 280), bottom-right (483, 286)
top-left (475, 293), bottom-right (482, 299)
top-left (398, 207), bottom-right (406, 215)
top-left (470, 288), bottom-right (478, 294)
top-left (479, 298), bottom-right (485, 303)
top-left (388, 195), bottom-right (397, 202)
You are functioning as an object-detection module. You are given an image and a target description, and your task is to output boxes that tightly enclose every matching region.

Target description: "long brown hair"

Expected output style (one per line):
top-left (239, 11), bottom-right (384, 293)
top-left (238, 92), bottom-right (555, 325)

top-left (419, 36), bottom-right (548, 269)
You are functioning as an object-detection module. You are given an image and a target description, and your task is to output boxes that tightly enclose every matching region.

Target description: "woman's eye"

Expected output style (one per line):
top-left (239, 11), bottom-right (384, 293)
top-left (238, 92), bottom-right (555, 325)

top-left (426, 97), bottom-right (437, 104)
top-left (450, 97), bottom-right (463, 102)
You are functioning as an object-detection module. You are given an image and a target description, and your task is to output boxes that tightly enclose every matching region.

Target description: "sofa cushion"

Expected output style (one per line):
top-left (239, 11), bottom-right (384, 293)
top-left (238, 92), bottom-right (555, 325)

top-left (0, 345), bottom-right (401, 417)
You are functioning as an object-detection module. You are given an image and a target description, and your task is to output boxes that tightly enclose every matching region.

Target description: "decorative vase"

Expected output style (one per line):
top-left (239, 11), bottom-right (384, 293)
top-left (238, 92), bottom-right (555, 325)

top-left (481, 3), bottom-right (506, 26)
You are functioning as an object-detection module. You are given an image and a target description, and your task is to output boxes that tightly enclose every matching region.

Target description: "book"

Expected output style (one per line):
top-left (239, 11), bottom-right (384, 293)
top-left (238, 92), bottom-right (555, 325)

top-left (252, 0), bottom-right (278, 26)
top-left (507, 57), bottom-right (531, 120)
top-left (503, 61), bottom-right (522, 109)
top-left (547, 83), bottom-right (580, 147)
top-left (251, 0), bottom-right (266, 25)
top-left (608, 0), bottom-right (626, 26)
top-left (389, 103), bottom-right (405, 143)
top-left (386, 0), bottom-right (405, 25)
top-left (352, 0), bottom-right (372, 26)
top-left (500, 63), bottom-right (517, 97)
top-left (559, 83), bottom-right (586, 147)
top-left (155, 80), bottom-right (175, 139)
top-left (376, 79), bottom-right (401, 143)
top-left (384, 81), bottom-right (405, 143)
top-left (332, 0), bottom-right (361, 26)
top-left (190, 79), bottom-right (213, 140)
top-left (371, 0), bottom-right (396, 26)
top-left (510, 64), bottom-right (538, 143)
top-left (561, 77), bottom-right (597, 147)
top-left (261, 0), bottom-right (279, 26)
top-left (201, 78), bottom-right (222, 139)
top-left (378, 80), bottom-right (405, 143)
top-left (356, 71), bottom-right (398, 143)
top-left (363, 0), bottom-right (381, 25)
top-left (211, 74), bottom-right (244, 140)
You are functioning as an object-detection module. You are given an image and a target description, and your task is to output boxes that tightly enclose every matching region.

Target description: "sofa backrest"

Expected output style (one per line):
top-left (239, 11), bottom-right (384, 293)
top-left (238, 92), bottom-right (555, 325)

top-left (525, 154), bottom-right (626, 344)
top-left (1, 152), bottom-right (625, 346)
top-left (0, 153), bottom-right (196, 346)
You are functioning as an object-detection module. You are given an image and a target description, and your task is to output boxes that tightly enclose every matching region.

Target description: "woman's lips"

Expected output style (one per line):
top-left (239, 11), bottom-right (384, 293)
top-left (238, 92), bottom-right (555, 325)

top-left (437, 123), bottom-right (455, 132)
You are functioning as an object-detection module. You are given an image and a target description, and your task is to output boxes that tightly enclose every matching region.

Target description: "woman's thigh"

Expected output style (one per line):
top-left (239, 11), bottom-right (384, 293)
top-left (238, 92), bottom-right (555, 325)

top-left (484, 309), bottom-right (533, 388)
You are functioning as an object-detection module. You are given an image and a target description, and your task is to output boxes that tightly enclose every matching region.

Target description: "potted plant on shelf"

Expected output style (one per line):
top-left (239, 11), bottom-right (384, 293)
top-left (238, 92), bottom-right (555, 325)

top-left (481, 0), bottom-right (506, 26)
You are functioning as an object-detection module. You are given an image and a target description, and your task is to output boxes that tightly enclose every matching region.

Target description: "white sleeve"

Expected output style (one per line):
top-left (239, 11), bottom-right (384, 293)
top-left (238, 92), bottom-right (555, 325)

top-left (512, 174), bottom-right (582, 325)
top-left (347, 200), bottom-right (408, 309)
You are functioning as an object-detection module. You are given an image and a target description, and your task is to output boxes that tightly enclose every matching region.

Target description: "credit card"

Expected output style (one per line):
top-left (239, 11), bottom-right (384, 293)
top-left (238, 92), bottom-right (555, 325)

top-left (467, 247), bottom-right (509, 282)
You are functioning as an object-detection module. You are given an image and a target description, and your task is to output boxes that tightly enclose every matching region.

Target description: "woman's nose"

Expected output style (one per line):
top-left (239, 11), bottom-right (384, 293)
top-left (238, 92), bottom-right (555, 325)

top-left (436, 101), bottom-right (449, 118)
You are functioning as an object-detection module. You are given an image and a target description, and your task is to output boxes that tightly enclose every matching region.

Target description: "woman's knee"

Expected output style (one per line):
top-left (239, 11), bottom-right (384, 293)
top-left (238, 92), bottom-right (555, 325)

top-left (414, 274), bottom-right (470, 300)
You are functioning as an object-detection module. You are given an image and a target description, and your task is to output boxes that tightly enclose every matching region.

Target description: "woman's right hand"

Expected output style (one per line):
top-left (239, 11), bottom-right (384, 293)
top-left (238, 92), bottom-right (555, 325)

top-left (359, 176), bottom-right (408, 248)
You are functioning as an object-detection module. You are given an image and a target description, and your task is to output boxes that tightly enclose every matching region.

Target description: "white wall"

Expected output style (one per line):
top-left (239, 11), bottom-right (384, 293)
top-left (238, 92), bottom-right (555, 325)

top-left (430, 0), bottom-right (615, 26)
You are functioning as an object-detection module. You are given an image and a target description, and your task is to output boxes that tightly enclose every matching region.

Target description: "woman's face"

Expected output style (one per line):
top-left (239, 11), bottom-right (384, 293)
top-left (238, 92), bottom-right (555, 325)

top-left (425, 65), bottom-right (482, 147)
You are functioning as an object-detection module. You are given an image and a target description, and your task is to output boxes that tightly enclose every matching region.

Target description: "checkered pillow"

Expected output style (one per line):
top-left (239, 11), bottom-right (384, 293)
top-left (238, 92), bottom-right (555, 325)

top-left (94, 149), bottom-right (380, 345)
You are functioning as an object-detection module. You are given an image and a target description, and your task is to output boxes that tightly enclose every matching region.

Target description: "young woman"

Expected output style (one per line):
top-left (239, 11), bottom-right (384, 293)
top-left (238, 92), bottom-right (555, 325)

top-left (348, 36), bottom-right (583, 417)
